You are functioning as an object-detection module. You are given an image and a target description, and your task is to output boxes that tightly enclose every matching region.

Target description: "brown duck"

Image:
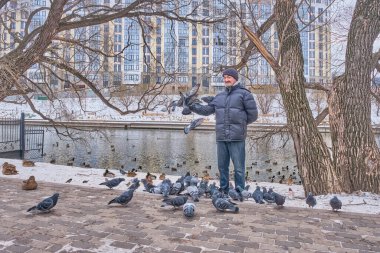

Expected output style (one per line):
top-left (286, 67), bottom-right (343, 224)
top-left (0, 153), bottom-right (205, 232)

top-left (103, 169), bottom-right (115, 178)
top-left (159, 173), bottom-right (166, 180)
top-left (2, 162), bottom-right (18, 175)
top-left (22, 160), bottom-right (35, 167)
top-left (22, 176), bottom-right (38, 190)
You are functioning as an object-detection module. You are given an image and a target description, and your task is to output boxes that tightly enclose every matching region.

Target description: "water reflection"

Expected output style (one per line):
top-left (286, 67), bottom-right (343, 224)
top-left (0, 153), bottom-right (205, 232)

top-left (40, 128), bottom-right (303, 183)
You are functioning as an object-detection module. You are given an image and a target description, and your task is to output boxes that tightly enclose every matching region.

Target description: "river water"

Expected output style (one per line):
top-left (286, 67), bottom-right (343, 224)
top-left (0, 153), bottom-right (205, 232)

top-left (37, 127), bottom-right (318, 183)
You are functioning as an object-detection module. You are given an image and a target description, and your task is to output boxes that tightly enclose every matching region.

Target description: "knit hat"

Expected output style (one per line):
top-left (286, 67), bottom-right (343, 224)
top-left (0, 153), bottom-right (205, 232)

top-left (222, 68), bottom-right (239, 81)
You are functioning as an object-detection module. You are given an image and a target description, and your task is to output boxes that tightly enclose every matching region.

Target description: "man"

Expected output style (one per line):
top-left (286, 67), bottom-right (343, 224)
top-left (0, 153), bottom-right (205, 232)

top-left (188, 68), bottom-right (258, 193)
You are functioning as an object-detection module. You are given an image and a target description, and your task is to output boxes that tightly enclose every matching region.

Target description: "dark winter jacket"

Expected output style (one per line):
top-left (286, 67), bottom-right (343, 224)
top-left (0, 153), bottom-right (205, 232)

top-left (189, 82), bottom-right (258, 141)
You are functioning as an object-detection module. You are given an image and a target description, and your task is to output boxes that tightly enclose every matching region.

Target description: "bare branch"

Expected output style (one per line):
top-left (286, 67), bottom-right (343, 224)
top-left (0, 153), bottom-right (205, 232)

top-left (315, 107), bottom-right (329, 126)
top-left (304, 83), bottom-right (330, 92)
top-left (235, 13), bottom-right (276, 70)
top-left (242, 25), bottom-right (280, 72)
top-left (0, 0), bottom-right (10, 10)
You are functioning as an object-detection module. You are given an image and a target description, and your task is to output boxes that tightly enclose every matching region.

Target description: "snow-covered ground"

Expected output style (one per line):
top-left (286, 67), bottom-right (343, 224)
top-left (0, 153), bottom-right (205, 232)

top-left (1, 158), bottom-right (379, 215)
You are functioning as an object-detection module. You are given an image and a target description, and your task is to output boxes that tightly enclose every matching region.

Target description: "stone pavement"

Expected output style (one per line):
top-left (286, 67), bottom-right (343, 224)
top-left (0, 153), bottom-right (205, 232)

top-left (1, 178), bottom-right (380, 253)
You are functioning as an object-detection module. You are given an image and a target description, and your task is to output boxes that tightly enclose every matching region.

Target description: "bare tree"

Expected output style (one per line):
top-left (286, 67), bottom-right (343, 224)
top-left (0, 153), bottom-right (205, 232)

top-left (234, 0), bottom-right (380, 194)
top-left (0, 0), bottom-right (224, 128)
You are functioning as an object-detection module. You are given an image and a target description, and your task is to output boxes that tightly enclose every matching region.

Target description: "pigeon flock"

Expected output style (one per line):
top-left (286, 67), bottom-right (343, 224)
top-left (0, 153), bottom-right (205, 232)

top-left (24, 168), bottom-right (344, 218)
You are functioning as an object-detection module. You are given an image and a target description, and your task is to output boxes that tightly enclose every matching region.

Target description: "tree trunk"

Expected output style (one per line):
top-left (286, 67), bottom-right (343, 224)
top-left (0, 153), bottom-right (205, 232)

top-left (328, 0), bottom-right (380, 193)
top-left (274, 0), bottom-right (341, 194)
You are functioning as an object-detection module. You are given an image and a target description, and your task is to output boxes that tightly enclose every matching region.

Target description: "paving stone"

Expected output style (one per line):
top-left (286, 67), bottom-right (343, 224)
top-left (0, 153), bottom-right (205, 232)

top-left (1, 177), bottom-right (380, 253)
top-left (175, 245), bottom-right (202, 253)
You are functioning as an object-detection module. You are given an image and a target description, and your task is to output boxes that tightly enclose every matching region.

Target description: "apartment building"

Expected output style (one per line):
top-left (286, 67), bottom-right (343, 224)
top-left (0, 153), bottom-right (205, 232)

top-left (0, 0), bottom-right (332, 93)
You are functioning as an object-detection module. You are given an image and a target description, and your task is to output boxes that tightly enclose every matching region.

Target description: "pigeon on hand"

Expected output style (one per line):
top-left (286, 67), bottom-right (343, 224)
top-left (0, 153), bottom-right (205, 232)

top-left (329, 196), bottom-right (342, 212)
top-left (252, 186), bottom-right (265, 204)
top-left (99, 178), bottom-right (125, 189)
top-left (27, 193), bottom-right (59, 213)
top-left (184, 118), bottom-right (205, 134)
top-left (183, 202), bottom-right (196, 218)
top-left (180, 92), bottom-right (192, 115)
top-left (108, 188), bottom-right (136, 206)
top-left (178, 83), bottom-right (201, 115)
top-left (306, 192), bottom-right (317, 208)
top-left (212, 194), bottom-right (239, 213)
top-left (201, 95), bottom-right (215, 104)
top-left (162, 196), bottom-right (188, 208)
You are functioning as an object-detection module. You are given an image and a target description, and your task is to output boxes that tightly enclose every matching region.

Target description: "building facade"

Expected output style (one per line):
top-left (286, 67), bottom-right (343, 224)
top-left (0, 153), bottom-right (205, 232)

top-left (0, 0), bottom-right (332, 94)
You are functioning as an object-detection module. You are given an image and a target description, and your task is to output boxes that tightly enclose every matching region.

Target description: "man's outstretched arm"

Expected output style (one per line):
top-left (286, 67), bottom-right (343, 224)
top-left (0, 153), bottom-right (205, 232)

top-left (189, 103), bottom-right (215, 116)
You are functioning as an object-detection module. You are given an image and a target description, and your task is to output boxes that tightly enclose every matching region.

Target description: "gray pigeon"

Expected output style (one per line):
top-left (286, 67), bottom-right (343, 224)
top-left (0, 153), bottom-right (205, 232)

top-left (108, 188), bottom-right (136, 206)
top-left (180, 92), bottom-right (192, 115)
top-left (212, 194), bottom-right (239, 213)
top-left (183, 202), bottom-right (196, 217)
top-left (27, 193), bottom-right (59, 213)
top-left (329, 196), bottom-right (342, 211)
top-left (229, 183), bottom-right (243, 202)
top-left (186, 184), bottom-right (200, 202)
top-left (201, 95), bottom-right (214, 104)
top-left (184, 118), bottom-right (205, 134)
top-left (273, 192), bottom-right (286, 207)
top-left (263, 187), bottom-right (275, 203)
top-left (178, 83), bottom-right (201, 115)
top-left (141, 178), bottom-right (155, 193)
top-left (236, 185), bottom-right (251, 200)
top-left (306, 192), bottom-right (317, 208)
top-left (128, 178), bottom-right (140, 190)
top-left (99, 178), bottom-right (125, 189)
top-left (252, 186), bottom-right (265, 204)
top-left (162, 196), bottom-right (188, 208)
top-left (170, 182), bottom-right (183, 195)
top-left (160, 179), bottom-right (172, 198)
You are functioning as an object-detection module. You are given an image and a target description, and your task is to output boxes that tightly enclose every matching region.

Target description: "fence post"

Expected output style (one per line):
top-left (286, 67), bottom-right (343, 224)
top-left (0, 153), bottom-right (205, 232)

top-left (20, 112), bottom-right (25, 159)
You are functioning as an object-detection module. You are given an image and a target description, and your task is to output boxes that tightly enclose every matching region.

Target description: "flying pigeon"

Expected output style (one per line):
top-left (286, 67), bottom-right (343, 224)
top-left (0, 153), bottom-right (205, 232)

top-left (108, 188), bottom-right (136, 206)
top-left (184, 118), bottom-right (205, 134)
top-left (183, 202), bottom-right (196, 217)
top-left (306, 192), bottom-right (317, 208)
top-left (27, 193), bottom-right (59, 213)
top-left (329, 196), bottom-right (342, 212)
top-left (99, 178), bottom-right (125, 189)
top-left (162, 196), bottom-right (188, 208)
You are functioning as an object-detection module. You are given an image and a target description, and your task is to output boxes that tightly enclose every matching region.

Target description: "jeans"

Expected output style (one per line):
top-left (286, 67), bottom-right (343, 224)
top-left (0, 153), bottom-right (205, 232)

top-left (217, 140), bottom-right (245, 193)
